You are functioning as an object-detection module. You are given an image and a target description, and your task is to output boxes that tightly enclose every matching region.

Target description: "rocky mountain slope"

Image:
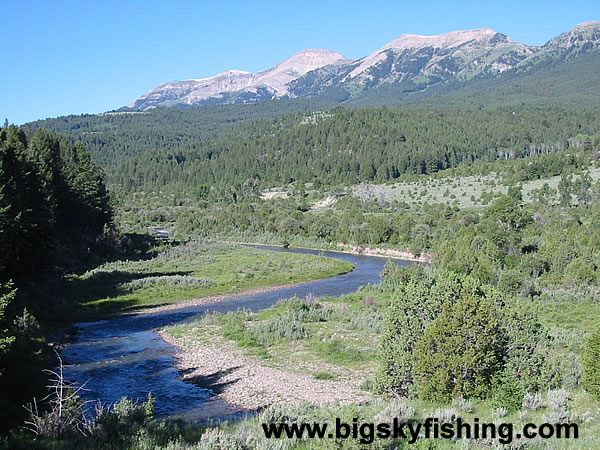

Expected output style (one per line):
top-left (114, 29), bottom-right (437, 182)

top-left (130, 49), bottom-right (346, 110)
top-left (128, 22), bottom-right (600, 110)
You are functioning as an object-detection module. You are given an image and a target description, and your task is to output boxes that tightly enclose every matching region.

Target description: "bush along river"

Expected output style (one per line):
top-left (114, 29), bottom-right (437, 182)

top-left (60, 246), bottom-right (412, 422)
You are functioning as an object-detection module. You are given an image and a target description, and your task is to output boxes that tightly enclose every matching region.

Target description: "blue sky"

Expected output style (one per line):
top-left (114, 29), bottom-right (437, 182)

top-left (1, 0), bottom-right (598, 124)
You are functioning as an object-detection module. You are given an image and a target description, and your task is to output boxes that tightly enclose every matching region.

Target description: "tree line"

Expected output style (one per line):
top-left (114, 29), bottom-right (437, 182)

top-left (0, 125), bottom-right (113, 432)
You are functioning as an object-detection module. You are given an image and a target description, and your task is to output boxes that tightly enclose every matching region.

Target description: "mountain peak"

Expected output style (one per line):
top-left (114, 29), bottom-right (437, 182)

top-left (272, 49), bottom-right (347, 73)
top-left (128, 22), bottom-right (599, 111)
top-left (384, 28), bottom-right (500, 51)
top-left (243, 49), bottom-right (346, 96)
top-left (341, 27), bottom-right (526, 83)
top-left (574, 21), bottom-right (600, 29)
top-left (286, 48), bottom-right (346, 60)
top-left (129, 49), bottom-right (344, 110)
top-left (539, 20), bottom-right (600, 52)
top-left (188, 69), bottom-right (251, 83)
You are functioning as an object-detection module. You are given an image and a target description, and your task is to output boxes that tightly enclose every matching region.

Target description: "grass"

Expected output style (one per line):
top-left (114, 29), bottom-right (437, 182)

top-left (313, 371), bottom-right (337, 381)
top-left (165, 283), bottom-right (395, 385)
top-left (537, 301), bottom-right (600, 334)
top-left (64, 241), bottom-right (353, 317)
top-left (307, 338), bottom-right (370, 365)
top-left (191, 388), bottom-right (600, 449)
top-left (353, 173), bottom-right (505, 209)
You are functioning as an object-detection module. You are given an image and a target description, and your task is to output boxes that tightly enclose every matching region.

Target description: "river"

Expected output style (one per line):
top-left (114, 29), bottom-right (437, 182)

top-left (60, 246), bottom-right (412, 421)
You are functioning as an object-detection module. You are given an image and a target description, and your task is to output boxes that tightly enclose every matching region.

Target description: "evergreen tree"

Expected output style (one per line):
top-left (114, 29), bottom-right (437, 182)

top-left (375, 278), bottom-right (434, 396)
top-left (558, 173), bottom-right (574, 207)
top-left (0, 127), bottom-right (51, 277)
top-left (0, 126), bottom-right (112, 277)
top-left (583, 326), bottom-right (600, 401)
top-left (0, 282), bottom-right (16, 375)
top-left (413, 290), bottom-right (502, 401)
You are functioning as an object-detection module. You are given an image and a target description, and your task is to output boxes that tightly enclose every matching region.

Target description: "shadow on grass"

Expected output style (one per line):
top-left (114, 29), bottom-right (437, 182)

top-left (179, 366), bottom-right (243, 395)
top-left (64, 270), bottom-right (195, 317)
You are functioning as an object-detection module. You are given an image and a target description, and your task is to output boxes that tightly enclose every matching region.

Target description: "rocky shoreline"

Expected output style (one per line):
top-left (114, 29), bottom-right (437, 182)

top-left (158, 329), bottom-right (373, 412)
top-left (226, 240), bottom-right (432, 263)
top-left (334, 243), bottom-right (432, 263)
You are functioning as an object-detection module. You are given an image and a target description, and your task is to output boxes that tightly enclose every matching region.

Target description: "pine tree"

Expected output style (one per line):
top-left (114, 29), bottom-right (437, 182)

top-left (0, 127), bottom-right (51, 276)
top-left (0, 282), bottom-right (16, 374)
top-left (413, 291), bottom-right (502, 401)
top-left (375, 279), bottom-right (432, 396)
top-left (558, 173), bottom-right (574, 207)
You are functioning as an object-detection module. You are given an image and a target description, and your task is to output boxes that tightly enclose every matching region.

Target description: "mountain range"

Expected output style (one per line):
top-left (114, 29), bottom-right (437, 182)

top-left (129, 21), bottom-right (600, 110)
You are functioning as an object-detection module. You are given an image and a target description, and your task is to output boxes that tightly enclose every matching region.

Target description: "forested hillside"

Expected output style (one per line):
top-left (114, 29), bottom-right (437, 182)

top-left (28, 106), bottom-right (600, 198)
top-left (26, 99), bottom-right (333, 166)
top-left (413, 52), bottom-right (600, 109)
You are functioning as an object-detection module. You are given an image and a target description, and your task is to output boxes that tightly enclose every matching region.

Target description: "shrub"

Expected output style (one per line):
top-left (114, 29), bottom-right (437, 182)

top-left (544, 352), bottom-right (583, 390)
top-left (220, 311), bottom-right (256, 347)
top-left (491, 373), bottom-right (525, 411)
top-left (348, 309), bottom-right (384, 333)
top-left (364, 295), bottom-right (378, 307)
top-left (547, 388), bottom-right (570, 414)
top-left (492, 407), bottom-right (508, 419)
top-left (359, 379), bottom-right (375, 392)
top-left (375, 277), bottom-right (438, 396)
top-left (123, 275), bottom-right (215, 290)
top-left (373, 400), bottom-right (415, 424)
top-left (311, 339), bottom-right (365, 363)
top-left (378, 270), bottom-right (549, 405)
top-left (313, 371), bottom-right (336, 380)
top-left (198, 428), bottom-right (244, 450)
top-left (564, 258), bottom-right (596, 285)
top-left (583, 326), bottom-right (600, 400)
top-left (430, 408), bottom-right (459, 424)
top-left (452, 396), bottom-right (473, 413)
top-left (522, 392), bottom-right (543, 411)
top-left (497, 269), bottom-right (524, 295)
top-left (259, 404), bottom-right (297, 425)
top-left (254, 316), bottom-right (310, 346)
top-left (92, 395), bottom-right (162, 447)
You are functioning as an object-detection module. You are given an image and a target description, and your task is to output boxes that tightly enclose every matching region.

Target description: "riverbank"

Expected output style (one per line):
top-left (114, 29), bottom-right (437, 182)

top-left (159, 327), bottom-right (373, 411)
top-left (225, 240), bottom-right (432, 263)
top-left (159, 283), bottom-right (390, 412)
top-left (66, 242), bottom-right (353, 319)
top-left (62, 245), bottom-right (394, 433)
top-left (132, 279), bottom-right (316, 315)
top-left (334, 243), bottom-right (432, 263)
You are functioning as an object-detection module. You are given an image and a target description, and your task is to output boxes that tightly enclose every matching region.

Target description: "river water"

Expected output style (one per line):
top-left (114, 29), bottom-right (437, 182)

top-left (60, 246), bottom-right (411, 421)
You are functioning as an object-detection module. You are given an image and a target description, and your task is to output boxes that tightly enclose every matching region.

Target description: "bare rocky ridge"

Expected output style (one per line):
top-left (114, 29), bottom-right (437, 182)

top-left (518, 20), bottom-right (600, 68)
top-left (130, 49), bottom-right (346, 110)
top-left (341, 28), bottom-right (534, 85)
